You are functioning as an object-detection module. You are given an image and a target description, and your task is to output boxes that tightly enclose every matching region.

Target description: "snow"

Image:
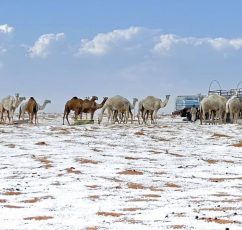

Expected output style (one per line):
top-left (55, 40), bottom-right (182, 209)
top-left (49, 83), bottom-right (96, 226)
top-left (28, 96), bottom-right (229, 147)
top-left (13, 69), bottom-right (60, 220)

top-left (0, 114), bottom-right (242, 229)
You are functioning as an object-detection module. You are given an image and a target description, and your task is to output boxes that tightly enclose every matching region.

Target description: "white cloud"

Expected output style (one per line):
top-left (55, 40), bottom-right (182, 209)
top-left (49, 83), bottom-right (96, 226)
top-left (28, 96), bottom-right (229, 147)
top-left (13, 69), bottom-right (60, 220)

top-left (0, 24), bottom-right (14, 34)
top-left (78, 27), bottom-right (143, 56)
top-left (153, 34), bottom-right (242, 54)
top-left (28, 33), bottom-right (65, 58)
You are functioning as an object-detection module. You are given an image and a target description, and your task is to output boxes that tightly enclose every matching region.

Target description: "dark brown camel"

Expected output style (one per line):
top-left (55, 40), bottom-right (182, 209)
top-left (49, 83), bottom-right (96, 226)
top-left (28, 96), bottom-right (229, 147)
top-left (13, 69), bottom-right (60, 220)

top-left (82, 97), bottom-right (108, 120)
top-left (25, 97), bottom-right (38, 124)
top-left (63, 97), bottom-right (83, 125)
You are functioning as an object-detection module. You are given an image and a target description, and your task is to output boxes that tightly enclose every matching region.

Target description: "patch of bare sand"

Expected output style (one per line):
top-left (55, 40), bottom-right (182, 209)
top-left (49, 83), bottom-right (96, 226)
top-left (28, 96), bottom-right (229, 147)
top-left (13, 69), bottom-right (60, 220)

top-left (75, 158), bottom-right (100, 164)
top-left (2, 191), bottom-right (22, 196)
top-left (231, 141), bottom-right (242, 147)
top-left (3, 205), bottom-right (24, 208)
top-left (199, 217), bottom-right (240, 224)
top-left (209, 177), bottom-right (242, 182)
top-left (168, 225), bottom-right (186, 229)
top-left (165, 183), bottom-right (181, 188)
top-left (117, 169), bottom-right (143, 175)
top-left (23, 216), bottom-right (54, 221)
top-left (97, 211), bottom-right (124, 217)
top-left (127, 182), bottom-right (144, 189)
top-left (212, 133), bottom-right (231, 138)
top-left (88, 195), bottom-right (100, 201)
top-left (32, 155), bottom-right (53, 169)
top-left (65, 167), bottom-right (81, 174)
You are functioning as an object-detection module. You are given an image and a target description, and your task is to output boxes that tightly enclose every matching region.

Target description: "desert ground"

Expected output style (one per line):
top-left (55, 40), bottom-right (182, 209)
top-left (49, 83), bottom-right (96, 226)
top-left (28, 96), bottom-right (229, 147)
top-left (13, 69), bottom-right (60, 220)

top-left (0, 113), bottom-right (242, 230)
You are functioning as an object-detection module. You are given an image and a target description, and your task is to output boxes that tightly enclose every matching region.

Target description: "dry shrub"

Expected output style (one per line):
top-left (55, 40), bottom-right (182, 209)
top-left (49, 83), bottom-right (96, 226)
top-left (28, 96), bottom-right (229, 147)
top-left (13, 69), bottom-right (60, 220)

top-left (35, 141), bottom-right (47, 145)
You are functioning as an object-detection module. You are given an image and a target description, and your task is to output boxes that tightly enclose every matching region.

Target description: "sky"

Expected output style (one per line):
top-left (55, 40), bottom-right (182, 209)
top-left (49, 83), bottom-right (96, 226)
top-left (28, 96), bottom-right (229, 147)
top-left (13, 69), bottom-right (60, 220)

top-left (1, 0), bottom-right (242, 113)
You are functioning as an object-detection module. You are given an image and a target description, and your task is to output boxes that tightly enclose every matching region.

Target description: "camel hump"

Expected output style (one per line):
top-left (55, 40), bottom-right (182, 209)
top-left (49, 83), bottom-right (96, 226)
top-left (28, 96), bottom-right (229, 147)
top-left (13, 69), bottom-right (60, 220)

top-left (72, 96), bottom-right (78, 99)
top-left (30, 97), bottom-right (35, 100)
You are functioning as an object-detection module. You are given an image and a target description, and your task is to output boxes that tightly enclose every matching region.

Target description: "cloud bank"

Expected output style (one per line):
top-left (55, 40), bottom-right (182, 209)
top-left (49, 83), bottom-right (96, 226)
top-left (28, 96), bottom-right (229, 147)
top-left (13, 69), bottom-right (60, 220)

top-left (28, 33), bottom-right (65, 58)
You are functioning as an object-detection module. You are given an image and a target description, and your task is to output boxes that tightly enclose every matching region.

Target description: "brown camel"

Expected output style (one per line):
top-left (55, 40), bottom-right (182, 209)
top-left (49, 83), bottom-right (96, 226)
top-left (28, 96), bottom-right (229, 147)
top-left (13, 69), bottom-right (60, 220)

top-left (25, 97), bottom-right (38, 124)
top-left (63, 97), bottom-right (83, 125)
top-left (82, 97), bottom-right (108, 120)
top-left (80, 96), bottom-right (98, 120)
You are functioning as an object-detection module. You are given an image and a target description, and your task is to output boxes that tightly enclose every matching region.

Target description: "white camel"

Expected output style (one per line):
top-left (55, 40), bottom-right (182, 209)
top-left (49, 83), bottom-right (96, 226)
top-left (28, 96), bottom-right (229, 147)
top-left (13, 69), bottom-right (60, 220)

top-left (200, 94), bottom-right (227, 125)
top-left (37, 99), bottom-right (51, 111)
top-left (226, 95), bottom-right (241, 124)
top-left (98, 95), bottom-right (130, 124)
top-left (138, 95), bottom-right (170, 124)
top-left (113, 97), bottom-right (138, 123)
top-left (1, 93), bottom-right (26, 123)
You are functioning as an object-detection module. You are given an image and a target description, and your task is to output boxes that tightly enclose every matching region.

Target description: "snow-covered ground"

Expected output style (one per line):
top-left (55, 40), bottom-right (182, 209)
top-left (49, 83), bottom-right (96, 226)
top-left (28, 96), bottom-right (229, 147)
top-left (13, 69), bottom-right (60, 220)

top-left (0, 114), bottom-right (242, 230)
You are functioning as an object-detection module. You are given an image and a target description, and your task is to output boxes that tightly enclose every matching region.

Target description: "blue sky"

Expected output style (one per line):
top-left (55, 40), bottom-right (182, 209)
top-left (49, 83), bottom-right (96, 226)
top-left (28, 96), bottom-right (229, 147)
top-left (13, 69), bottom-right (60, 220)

top-left (1, 0), bottom-right (242, 113)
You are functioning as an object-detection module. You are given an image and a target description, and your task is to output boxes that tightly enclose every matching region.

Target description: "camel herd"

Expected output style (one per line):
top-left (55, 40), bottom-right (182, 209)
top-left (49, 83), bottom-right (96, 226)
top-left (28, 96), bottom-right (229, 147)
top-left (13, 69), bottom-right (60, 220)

top-left (0, 94), bottom-right (51, 124)
top-left (62, 94), bottom-right (170, 125)
top-left (199, 93), bottom-right (242, 124)
top-left (0, 92), bottom-right (241, 125)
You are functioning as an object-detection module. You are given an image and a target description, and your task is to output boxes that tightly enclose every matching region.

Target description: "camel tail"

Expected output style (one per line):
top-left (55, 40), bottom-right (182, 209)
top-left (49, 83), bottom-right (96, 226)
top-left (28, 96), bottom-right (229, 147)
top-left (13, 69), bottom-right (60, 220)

top-left (19, 106), bottom-right (22, 120)
top-left (226, 102), bottom-right (229, 114)
top-left (199, 104), bottom-right (203, 125)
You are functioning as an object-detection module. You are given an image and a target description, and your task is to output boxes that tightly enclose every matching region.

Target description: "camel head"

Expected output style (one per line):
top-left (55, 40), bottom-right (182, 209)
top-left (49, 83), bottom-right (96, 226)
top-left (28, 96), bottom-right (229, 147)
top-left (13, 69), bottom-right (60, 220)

top-left (133, 98), bottom-right (138, 103)
top-left (44, 99), bottom-right (51, 104)
top-left (91, 96), bottom-right (98, 101)
top-left (165, 95), bottom-right (170, 100)
top-left (15, 93), bottom-right (20, 99)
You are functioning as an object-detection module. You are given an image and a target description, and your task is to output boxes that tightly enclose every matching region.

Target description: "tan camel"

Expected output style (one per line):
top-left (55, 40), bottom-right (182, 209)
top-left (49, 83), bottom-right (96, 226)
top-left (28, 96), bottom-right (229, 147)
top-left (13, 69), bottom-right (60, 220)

top-left (63, 97), bottom-right (83, 125)
top-left (226, 95), bottom-right (241, 124)
top-left (82, 97), bottom-right (108, 120)
top-left (25, 97), bottom-right (38, 124)
top-left (138, 95), bottom-right (170, 124)
top-left (98, 95), bottom-right (130, 124)
top-left (80, 96), bottom-right (98, 120)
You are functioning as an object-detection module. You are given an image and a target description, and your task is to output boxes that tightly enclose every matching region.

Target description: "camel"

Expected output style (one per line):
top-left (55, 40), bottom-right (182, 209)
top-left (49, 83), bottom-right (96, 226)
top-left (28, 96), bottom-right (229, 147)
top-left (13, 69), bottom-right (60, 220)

top-left (79, 96), bottom-right (98, 120)
top-left (98, 95), bottom-right (131, 124)
top-left (19, 99), bottom-right (51, 120)
top-left (113, 98), bottom-right (138, 123)
top-left (138, 95), bottom-right (170, 124)
top-left (1, 93), bottom-right (26, 123)
top-left (63, 97), bottom-right (83, 125)
top-left (82, 97), bottom-right (108, 120)
top-left (24, 97), bottom-right (38, 124)
top-left (37, 99), bottom-right (51, 111)
top-left (199, 94), bottom-right (227, 125)
top-left (226, 95), bottom-right (241, 124)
